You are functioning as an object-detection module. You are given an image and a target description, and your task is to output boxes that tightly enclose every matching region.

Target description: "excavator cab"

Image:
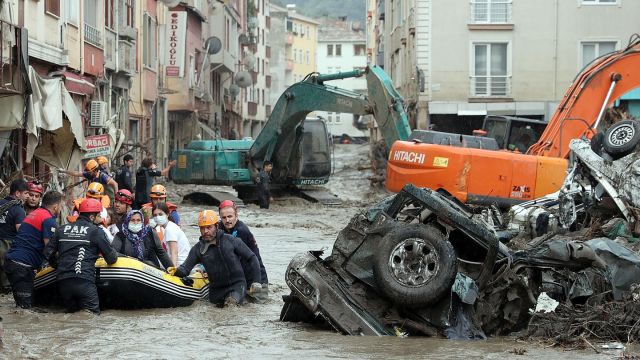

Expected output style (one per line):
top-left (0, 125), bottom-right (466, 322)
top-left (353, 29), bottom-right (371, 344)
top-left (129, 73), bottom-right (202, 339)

top-left (297, 118), bottom-right (332, 183)
top-left (482, 115), bottom-right (547, 152)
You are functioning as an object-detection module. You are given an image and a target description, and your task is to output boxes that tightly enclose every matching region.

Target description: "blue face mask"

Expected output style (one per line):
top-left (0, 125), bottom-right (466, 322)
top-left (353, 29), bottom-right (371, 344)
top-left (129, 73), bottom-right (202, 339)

top-left (128, 222), bottom-right (143, 233)
top-left (154, 215), bottom-right (168, 226)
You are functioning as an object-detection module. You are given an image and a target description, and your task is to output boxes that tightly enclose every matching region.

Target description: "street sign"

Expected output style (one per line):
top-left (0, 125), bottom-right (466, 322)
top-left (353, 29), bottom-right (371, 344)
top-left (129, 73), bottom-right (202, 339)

top-left (83, 134), bottom-right (111, 159)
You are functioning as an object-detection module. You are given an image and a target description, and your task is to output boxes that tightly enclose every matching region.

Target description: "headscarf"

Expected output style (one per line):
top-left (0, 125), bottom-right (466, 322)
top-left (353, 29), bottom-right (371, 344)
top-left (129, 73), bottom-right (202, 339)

top-left (121, 210), bottom-right (150, 261)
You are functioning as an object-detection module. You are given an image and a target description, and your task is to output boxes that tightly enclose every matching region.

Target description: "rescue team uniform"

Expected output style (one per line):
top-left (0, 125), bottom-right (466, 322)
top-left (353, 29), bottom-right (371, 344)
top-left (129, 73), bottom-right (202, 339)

top-left (44, 217), bottom-right (118, 314)
top-left (4, 208), bottom-right (57, 308)
top-left (174, 229), bottom-right (260, 305)
top-left (0, 196), bottom-right (26, 289)
top-left (115, 164), bottom-right (133, 192)
top-left (221, 220), bottom-right (268, 284)
top-left (83, 170), bottom-right (113, 186)
top-left (135, 167), bottom-right (162, 208)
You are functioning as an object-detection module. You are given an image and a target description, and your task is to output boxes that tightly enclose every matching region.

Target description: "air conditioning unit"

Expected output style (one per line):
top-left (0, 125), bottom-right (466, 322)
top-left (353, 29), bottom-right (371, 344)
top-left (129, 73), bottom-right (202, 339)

top-left (90, 101), bottom-right (107, 127)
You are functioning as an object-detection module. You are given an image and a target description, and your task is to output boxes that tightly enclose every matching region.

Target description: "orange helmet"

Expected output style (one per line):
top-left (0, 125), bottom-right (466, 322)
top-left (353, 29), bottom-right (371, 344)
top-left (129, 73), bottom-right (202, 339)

top-left (198, 210), bottom-right (219, 227)
top-left (86, 182), bottom-right (104, 198)
top-left (150, 184), bottom-right (167, 199)
top-left (85, 159), bottom-right (99, 172)
top-left (96, 156), bottom-right (109, 166)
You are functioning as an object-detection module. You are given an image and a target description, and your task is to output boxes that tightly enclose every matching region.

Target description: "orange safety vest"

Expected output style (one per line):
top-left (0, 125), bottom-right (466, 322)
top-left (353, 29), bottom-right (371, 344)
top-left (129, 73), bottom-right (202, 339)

top-left (66, 197), bottom-right (110, 223)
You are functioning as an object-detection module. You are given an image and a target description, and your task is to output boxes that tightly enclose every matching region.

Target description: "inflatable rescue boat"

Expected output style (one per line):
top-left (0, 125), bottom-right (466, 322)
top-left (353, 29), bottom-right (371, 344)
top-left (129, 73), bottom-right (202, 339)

top-left (34, 257), bottom-right (209, 309)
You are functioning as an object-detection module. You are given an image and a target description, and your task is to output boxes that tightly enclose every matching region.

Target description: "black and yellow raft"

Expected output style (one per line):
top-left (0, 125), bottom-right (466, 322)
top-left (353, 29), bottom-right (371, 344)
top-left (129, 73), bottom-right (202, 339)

top-left (34, 257), bottom-right (209, 309)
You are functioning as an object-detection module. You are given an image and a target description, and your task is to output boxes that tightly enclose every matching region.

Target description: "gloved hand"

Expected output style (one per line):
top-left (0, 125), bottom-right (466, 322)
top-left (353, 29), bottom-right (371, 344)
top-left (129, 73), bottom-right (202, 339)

top-left (248, 282), bottom-right (262, 294)
top-left (167, 266), bottom-right (177, 276)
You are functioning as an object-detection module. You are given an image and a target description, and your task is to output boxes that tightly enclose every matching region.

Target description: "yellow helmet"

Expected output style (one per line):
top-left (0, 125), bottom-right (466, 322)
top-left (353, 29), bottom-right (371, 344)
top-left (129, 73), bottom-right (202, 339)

top-left (96, 156), bottom-right (109, 166)
top-left (150, 184), bottom-right (167, 199)
top-left (85, 159), bottom-right (99, 172)
top-left (86, 182), bottom-right (104, 198)
top-left (198, 210), bottom-right (219, 227)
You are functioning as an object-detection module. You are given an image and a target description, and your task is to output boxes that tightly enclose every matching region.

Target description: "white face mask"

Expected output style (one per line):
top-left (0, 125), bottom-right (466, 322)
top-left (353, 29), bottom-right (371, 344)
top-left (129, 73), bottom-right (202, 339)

top-left (154, 215), bottom-right (168, 226)
top-left (128, 222), bottom-right (143, 233)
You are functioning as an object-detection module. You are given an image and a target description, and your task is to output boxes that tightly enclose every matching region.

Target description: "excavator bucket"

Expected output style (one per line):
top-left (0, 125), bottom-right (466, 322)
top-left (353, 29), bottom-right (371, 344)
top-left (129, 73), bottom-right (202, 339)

top-left (365, 66), bottom-right (412, 148)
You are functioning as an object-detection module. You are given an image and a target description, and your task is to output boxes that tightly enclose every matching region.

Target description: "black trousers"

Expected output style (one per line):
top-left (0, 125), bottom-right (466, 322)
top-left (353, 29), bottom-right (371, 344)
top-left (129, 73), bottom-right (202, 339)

top-left (4, 260), bottom-right (34, 309)
top-left (257, 188), bottom-right (270, 209)
top-left (58, 278), bottom-right (101, 314)
top-left (209, 281), bottom-right (246, 306)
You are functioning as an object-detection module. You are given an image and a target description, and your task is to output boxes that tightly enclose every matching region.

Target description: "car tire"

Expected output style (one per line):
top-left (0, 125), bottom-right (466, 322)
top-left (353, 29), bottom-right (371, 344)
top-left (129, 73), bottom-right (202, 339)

top-left (603, 120), bottom-right (640, 159)
top-left (373, 224), bottom-right (457, 308)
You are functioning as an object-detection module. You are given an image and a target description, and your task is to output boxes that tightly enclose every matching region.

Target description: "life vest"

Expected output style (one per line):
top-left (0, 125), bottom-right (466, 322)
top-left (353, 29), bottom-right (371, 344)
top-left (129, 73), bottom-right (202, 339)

top-left (66, 197), bottom-right (110, 223)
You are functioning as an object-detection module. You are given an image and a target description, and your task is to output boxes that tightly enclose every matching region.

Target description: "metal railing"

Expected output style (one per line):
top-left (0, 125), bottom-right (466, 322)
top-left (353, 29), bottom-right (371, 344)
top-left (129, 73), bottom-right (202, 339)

top-left (470, 75), bottom-right (511, 97)
top-left (470, 0), bottom-right (512, 24)
top-left (84, 23), bottom-right (103, 47)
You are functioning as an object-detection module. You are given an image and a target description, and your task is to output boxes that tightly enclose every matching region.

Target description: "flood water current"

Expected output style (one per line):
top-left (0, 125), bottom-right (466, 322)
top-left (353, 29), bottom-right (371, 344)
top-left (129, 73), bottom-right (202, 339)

top-left (0, 145), bottom-right (628, 359)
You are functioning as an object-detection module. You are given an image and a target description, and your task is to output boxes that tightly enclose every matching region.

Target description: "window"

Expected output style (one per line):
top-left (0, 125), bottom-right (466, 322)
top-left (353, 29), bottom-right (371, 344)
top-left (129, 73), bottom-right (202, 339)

top-left (65, 0), bottom-right (79, 24)
top-left (335, 113), bottom-right (341, 123)
top-left (286, 19), bottom-right (293, 32)
top-left (105, 0), bottom-right (115, 29)
top-left (581, 41), bottom-right (617, 67)
top-left (335, 44), bottom-right (342, 56)
top-left (261, 29), bottom-right (264, 45)
top-left (306, 26), bottom-right (310, 39)
top-left (393, 0), bottom-right (403, 28)
top-left (84, 0), bottom-right (102, 46)
top-left (262, 59), bottom-right (265, 74)
top-left (305, 50), bottom-right (309, 65)
top-left (354, 44), bottom-right (366, 56)
top-left (124, 0), bottom-right (135, 27)
top-left (143, 13), bottom-right (157, 68)
top-left (46, 0), bottom-right (60, 17)
top-left (327, 44), bottom-right (333, 56)
top-left (471, 0), bottom-right (512, 23)
top-left (327, 112), bottom-right (333, 122)
top-left (472, 42), bottom-right (509, 96)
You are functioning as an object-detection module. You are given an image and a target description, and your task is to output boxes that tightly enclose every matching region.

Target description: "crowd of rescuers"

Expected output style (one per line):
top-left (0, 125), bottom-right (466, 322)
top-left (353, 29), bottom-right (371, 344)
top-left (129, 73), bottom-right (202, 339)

top-left (0, 155), bottom-right (268, 314)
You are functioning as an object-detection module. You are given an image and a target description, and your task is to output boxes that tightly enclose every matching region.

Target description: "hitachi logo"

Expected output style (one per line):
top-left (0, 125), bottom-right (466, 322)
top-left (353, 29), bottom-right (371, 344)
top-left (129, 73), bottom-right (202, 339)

top-left (393, 150), bottom-right (426, 164)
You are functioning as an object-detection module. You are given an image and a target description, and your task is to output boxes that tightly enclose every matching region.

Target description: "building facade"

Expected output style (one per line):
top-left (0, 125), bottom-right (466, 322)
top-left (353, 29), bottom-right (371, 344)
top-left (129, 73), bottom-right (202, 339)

top-left (373, 0), bottom-right (640, 133)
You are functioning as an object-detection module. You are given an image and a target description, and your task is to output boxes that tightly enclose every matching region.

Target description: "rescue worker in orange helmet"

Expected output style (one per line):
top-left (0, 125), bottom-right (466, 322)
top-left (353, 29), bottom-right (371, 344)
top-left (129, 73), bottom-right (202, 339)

top-left (59, 159), bottom-right (118, 194)
top-left (66, 182), bottom-right (110, 224)
top-left (96, 156), bottom-right (109, 172)
top-left (141, 184), bottom-right (180, 225)
top-left (168, 210), bottom-right (261, 307)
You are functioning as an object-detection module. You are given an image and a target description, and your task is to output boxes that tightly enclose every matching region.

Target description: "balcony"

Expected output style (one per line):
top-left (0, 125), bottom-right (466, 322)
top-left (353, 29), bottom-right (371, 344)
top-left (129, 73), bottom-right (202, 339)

top-left (250, 70), bottom-right (258, 84)
top-left (266, 46), bottom-right (271, 59)
top-left (266, 75), bottom-right (271, 88)
top-left (248, 101), bottom-right (258, 116)
top-left (118, 0), bottom-right (137, 40)
top-left (469, 0), bottom-right (513, 28)
top-left (0, 20), bottom-right (24, 95)
top-left (266, 16), bottom-right (271, 29)
top-left (84, 23), bottom-right (103, 48)
top-left (470, 75), bottom-right (511, 97)
top-left (104, 30), bottom-right (117, 70)
top-left (286, 59), bottom-right (294, 71)
top-left (118, 40), bottom-right (136, 75)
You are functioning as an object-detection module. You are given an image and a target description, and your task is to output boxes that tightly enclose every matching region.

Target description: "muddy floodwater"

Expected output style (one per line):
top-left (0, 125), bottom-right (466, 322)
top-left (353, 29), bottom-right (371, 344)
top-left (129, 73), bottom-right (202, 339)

top-left (0, 145), bottom-right (629, 359)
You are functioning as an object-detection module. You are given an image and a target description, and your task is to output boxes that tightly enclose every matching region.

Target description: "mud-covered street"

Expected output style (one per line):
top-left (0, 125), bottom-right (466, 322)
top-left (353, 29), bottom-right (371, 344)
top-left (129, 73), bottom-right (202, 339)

top-left (0, 145), bottom-right (630, 359)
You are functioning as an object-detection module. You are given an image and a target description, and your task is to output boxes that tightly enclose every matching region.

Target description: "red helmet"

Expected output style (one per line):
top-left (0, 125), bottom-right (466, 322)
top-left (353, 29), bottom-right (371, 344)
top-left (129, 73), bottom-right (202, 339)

top-left (27, 181), bottom-right (44, 194)
top-left (219, 200), bottom-right (237, 210)
top-left (79, 198), bottom-right (102, 213)
top-left (115, 189), bottom-right (133, 205)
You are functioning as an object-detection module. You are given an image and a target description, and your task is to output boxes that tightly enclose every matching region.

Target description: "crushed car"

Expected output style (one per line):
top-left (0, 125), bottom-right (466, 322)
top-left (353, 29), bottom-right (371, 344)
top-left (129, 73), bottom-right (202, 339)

top-left (281, 119), bottom-right (640, 339)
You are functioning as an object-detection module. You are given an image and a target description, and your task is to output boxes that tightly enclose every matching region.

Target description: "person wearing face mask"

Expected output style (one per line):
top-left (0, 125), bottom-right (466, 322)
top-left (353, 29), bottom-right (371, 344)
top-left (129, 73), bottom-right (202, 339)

top-left (151, 203), bottom-right (190, 267)
top-left (44, 198), bottom-right (118, 314)
top-left (169, 210), bottom-right (261, 307)
top-left (111, 210), bottom-right (173, 270)
top-left (4, 191), bottom-right (63, 309)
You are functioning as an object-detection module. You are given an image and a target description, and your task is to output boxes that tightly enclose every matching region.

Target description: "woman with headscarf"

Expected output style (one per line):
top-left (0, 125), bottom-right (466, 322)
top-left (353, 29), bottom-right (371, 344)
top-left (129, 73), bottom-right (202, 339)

top-left (111, 210), bottom-right (173, 269)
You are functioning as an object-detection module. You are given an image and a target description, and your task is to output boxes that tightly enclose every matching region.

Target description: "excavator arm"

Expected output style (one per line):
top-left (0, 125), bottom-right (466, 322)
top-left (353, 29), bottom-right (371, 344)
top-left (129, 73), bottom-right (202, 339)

top-left (528, 38), bottom-right (640, 158)
top-left (248, 66), bottom-right (411, 184)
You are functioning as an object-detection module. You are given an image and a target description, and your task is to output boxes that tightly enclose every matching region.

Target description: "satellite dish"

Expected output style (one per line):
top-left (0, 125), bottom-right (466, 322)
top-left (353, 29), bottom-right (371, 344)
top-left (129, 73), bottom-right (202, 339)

top-left (161, 0), bottom-right (181, 7)
top-left (204, 37), bottom-right (222, 55)
top-left (244, 53), bottom-right (256, 70)
top-left (229, 84), bottom-right (240, 97)
top-left (235, 71), bottom-right (253, 88)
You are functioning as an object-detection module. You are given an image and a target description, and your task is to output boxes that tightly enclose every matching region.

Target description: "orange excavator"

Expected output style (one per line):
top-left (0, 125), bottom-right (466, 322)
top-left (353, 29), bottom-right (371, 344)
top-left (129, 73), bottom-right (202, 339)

top-left (386, 36), bottom-right (640, 207)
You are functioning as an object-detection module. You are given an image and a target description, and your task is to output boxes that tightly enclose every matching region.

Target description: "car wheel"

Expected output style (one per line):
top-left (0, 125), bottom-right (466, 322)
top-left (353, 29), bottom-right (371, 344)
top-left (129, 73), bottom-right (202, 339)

top-left (603, 120), bottom-right (640, 159)
top-left (373, 224), bottom-right (457, 308)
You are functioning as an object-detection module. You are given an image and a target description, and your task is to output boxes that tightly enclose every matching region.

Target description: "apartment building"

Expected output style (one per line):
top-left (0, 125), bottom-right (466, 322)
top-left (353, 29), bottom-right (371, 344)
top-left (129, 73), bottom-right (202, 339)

top-left (374, 0), bottom-right (640, 132)
top-left (316, 19), bottom-right (368, 139)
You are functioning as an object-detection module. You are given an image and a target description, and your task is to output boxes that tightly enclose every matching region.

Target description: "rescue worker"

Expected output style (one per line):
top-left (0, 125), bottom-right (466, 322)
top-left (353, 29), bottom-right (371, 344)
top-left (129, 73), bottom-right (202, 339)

top-left (141, 184), bottom-right (180, 225)
top-left (219, 200), bottom-right (268, 301)
top-left (44, 198), bottom-right (118, 314)
top-left (4, 191), bottom-right (62, 308)
top-left (134, 157), bottom-right (175, 209)
top-left (67, 182), bottom-right (110, 223)
top-left (113, 189), bottom-right (134, 230)
top-left (115, 154), bottom-right (134, 192)
top-left (0, 179), bottom-right (29, 292)
top-left (96, 156), bottom-right (110, 172)
top-left (60, 159), bottom-right (118, 194)
top-left (169, 210), bottom-right (261, 307)
top-left (111, 210), bottom-right (173, 269)
top-left (97, 156), bottom-right (115, 204)
top-left (25, 181), bottom-right (44, 215)
top-left (256, 160), bottom-right (273, 209)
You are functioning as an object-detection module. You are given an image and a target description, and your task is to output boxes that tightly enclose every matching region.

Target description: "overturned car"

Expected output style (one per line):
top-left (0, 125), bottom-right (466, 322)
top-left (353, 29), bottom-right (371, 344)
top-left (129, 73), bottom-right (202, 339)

top-left (281, 120), bottom-right (640, 339)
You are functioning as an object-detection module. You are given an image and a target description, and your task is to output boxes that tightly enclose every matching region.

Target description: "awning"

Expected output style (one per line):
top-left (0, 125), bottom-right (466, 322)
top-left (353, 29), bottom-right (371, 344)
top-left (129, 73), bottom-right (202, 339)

top-left (63, 71), bottom-right (95, 96)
